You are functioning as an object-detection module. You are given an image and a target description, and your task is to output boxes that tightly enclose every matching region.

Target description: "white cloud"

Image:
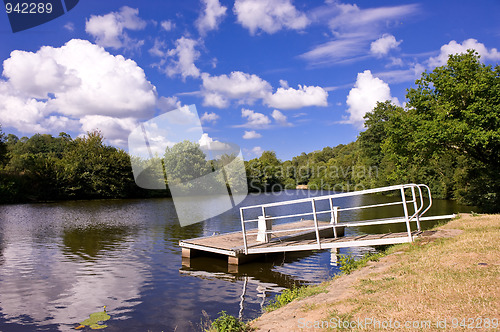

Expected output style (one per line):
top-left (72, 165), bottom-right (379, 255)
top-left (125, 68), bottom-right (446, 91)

top-left (165, 37), bottom-right (201, 79)
top-left (240, 108), bottom-right (271, 128)
top-left (201, 71), bottom-right (328, 109)
top-left (85, 6), bottom-right (146, 50)
top-left (302, 3), bottom-right (418, 65)
top-left (198, 133), bottom-right (230, 150)
top-left (243, 130), bottom-right (262, 139)
top-left (234, 0), bottom-right (309, 35)
top-left (428, 38), bottom-right (500, 68)
top-left (161, 20), bottom-right (175, 31)
top-left (265, 85), bottom-right (328, 109)
top-left (157, 96), bottom-right (182, 113)
top-left (370, 34), bottom-right (401, 56)
top-left (0, 39), bottom-right (156, 143)
top-left (80, 115), bottom-right (138, 146)
top-left (64, 22), bottom-right (75, 32)
top-left (196, 0), bottom-right (227, 35)
top-left (345, 70), bottom-right (399, 127)
top-left (271, 109), bottom-right (292, 126)
top-left (374, 63), bottom-right (425, 84)
top-left (250, 146), bottom-right (263, 157)
top-left (201, 71), bottom-right (272, 107)
top-left (200, 111), bottom-right (220, 124)
top-left (202, 92), bottom-right (229, 108)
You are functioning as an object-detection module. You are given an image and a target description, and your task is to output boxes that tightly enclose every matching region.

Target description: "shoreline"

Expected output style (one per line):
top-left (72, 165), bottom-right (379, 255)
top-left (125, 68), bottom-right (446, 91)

top-left (249, 213), bottom-right (499, 331)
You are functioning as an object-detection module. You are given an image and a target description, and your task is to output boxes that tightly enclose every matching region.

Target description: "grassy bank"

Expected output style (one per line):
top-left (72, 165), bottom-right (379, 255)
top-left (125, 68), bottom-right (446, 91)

top-left (250, 214), bottom-right (500, 331)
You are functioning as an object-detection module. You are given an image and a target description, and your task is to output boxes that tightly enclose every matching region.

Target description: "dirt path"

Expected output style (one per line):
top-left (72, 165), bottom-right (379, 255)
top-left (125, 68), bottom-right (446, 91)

top-left (250, 228), bottom-right (465, 332)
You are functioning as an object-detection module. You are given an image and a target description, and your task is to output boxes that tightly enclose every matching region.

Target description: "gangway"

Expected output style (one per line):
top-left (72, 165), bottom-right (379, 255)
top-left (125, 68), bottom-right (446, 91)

top-left (180, 184), bottom-right (456, 265)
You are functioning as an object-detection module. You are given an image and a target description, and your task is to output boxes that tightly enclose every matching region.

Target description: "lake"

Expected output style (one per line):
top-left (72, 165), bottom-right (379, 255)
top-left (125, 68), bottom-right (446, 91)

top-left (0, 190), bottom-right (472, 331)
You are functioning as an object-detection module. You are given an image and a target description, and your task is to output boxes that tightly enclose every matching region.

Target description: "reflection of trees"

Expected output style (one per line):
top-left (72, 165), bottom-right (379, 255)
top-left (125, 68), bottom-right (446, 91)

top-left (62, 225), bottom-right (133, 260)
top-left (163, 221), bottom-right (204, 246)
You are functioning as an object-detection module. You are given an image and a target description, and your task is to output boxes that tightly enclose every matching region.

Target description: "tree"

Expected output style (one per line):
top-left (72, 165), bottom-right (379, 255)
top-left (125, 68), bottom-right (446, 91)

top-left (163, 140), bottom-right (212, 186)
top-left (0, 125), bottom-right (7, 167)
top-left (384, 50), bottom-right (500, 210)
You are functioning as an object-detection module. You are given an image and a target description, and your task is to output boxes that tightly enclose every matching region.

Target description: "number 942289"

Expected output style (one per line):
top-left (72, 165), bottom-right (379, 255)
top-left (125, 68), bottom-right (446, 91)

top-left (5, 2), bottom-right (53, 14)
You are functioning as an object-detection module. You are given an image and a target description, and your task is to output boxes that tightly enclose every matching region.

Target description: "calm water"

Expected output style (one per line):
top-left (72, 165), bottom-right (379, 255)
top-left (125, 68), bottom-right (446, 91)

top-left (0, 191), bottom-right (472, 331)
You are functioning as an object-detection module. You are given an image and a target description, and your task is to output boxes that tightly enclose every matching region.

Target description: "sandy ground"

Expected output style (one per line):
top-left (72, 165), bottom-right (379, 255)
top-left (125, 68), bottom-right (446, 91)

top-left (249, 228), bottom-right (463, 332)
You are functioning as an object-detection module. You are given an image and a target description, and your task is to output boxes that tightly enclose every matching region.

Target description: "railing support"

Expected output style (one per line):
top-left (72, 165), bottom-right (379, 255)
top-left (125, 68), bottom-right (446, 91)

top-left (411, 186), bottom-right (421, 231)
top-left (400, 187), bottom-right (412, 241)
top-left (311, 199), bottom-right (321, 249)
top-left (240, 208), bottom-right (248, 255)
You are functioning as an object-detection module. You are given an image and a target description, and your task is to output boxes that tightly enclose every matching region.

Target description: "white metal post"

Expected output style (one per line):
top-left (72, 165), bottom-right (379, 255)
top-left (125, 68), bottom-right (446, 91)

top-left (311, 199), bottom-right (321, 248)
top-left (411, 186), bottom-right (421, 231)
top-left (329, 197), bottom-right (337, 238)
top-left (400, 187), bottom-right (412, 241)
top-left (240, 208), bottom-right (248, 255)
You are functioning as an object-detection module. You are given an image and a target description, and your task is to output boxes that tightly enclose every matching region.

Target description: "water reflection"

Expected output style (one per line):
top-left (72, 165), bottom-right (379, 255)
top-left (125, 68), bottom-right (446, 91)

top-left (0, 192), bottom-right (473, 331)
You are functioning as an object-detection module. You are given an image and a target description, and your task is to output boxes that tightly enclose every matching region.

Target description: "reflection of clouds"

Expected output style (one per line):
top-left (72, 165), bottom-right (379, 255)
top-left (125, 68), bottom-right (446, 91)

top-left (0, 239), bottom-right (149, 330)
top-left (0, 202), bottom-right (155, 330)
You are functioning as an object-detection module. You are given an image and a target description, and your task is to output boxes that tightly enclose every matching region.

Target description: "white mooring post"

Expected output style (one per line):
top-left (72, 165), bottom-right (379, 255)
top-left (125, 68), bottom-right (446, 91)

top-left (257, 215), bottom-right (272, 243)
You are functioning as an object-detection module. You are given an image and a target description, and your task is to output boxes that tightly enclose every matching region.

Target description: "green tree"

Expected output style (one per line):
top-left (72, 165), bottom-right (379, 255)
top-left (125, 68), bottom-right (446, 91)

top-left (384, 50), bottom-right (500, 210)
top-left (61, 130), bottom-right (135, 198)
top-left (163, 140), bottom-right (212, 188)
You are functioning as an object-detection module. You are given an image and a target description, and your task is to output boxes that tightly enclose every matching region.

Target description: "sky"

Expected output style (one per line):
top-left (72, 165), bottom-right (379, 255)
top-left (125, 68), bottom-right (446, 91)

top-left (0, 0), bottom-right (499, 161)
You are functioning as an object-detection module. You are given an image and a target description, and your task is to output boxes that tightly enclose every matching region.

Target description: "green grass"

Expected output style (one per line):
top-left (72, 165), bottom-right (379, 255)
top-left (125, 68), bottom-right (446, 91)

top-left (265, 282), bottom-right (329, 312)
top-left (338, 252), bottom-right (386, 275)
top-left (205, 311), bottom-right (251, 332)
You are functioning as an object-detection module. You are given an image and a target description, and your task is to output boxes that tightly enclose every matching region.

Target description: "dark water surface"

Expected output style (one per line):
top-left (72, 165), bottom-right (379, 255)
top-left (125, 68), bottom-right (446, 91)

top-left (0, 191), bottom-right (472, 331)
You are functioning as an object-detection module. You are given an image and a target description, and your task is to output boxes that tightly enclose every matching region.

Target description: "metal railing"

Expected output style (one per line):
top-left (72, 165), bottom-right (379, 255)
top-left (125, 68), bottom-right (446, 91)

top-left (239, 184), bottom-right (435, 255)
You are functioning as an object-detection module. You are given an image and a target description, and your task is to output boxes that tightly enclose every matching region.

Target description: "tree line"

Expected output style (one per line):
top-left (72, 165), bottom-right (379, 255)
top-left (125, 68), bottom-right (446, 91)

top-left (0, 50), bottom-right (498, 211)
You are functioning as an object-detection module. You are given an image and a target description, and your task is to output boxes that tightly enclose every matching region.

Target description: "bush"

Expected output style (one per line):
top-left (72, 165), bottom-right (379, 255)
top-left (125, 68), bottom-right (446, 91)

top-left (207, 311), bottom-right (249, 332)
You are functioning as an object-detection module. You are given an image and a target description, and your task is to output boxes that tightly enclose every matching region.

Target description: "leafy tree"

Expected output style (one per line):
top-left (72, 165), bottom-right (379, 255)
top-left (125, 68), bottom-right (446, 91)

top-left (163, 140), bottom-right (213, 194)
top-left (383, 50), bottom-right (500, 210)
top-left (0, 125), bottom-right (7, 167)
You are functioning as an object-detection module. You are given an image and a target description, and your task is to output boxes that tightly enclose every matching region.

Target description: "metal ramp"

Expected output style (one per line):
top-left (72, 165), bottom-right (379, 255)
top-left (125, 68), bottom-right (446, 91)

top-left (180, 184), bottom-right (456, 265)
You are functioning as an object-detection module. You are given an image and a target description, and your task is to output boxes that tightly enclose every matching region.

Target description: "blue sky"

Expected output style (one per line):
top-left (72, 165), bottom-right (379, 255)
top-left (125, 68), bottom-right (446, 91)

top-left (1, 0), bottom-right (499, 161)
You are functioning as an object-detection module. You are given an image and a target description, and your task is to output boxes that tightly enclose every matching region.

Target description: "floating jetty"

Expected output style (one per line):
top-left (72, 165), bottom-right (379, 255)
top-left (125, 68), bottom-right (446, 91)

top-left (180, 184), bottom-right (455, 265)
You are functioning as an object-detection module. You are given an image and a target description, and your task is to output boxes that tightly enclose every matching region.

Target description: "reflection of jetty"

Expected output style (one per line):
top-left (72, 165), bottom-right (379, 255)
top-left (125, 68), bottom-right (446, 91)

top-left (180, 184), bottom-right (455, 265)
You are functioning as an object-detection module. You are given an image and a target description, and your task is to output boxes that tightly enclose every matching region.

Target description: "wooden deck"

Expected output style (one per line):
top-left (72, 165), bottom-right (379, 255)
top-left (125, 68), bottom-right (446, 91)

top-left (180, 219), bottom-right (420, 265)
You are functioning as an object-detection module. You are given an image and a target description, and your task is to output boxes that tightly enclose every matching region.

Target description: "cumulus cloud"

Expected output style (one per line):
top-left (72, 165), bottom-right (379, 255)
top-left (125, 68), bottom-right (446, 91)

top-left (198, 133), bottom-right (231, 151)
top-left (249, 146), bottom-right (263, 157)
top-left (201, 71), bottom-right (272, 107)
top-left (201, 71), bottom-right (328, 109)
top-left (265, 85), bottom-right (328, 109)
top-left (85, 6), bottom-right (146, 50)
top-left (80, 115), bottom-right (138, 146)
top-left (345, 70), bottom-right (399, 127)
top-left (0, 39), bottom-right (156, 143)
top-left (243, 130), bottom-right (262, 139)
top-left (428, 38), bottom-right (500, 68)
top-left (370, 34), bottom-right (401, 56)
top-left (234, 0), bottom-right (309, 35)
top-left (202, 92), bottom-right (229, 108)
top-left (200, 112), bottom-right (220, 124)
top-left (157, 96), bottom-right (183, 113)
top-left (164, 37), bottom-right (201, 79)
top-left (239, 108), bottom-right (271, 128)
top-left (196, 0), bottom-right (227, 35)
top-left (271, 109), bottom-right (292, 126)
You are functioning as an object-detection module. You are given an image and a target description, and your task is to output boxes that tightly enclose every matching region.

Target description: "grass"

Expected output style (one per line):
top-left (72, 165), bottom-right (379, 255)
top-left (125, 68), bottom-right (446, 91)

top-left (338, 252), bottom-right (386, 275)
top-left (203, 311), bottom-right (251, 332)
top-left (323, 214), bottom-right (500, 330)
top-left (265, 282), bottom-right (330, 312)
top-left (264, 251), bottom-right (386, 313)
